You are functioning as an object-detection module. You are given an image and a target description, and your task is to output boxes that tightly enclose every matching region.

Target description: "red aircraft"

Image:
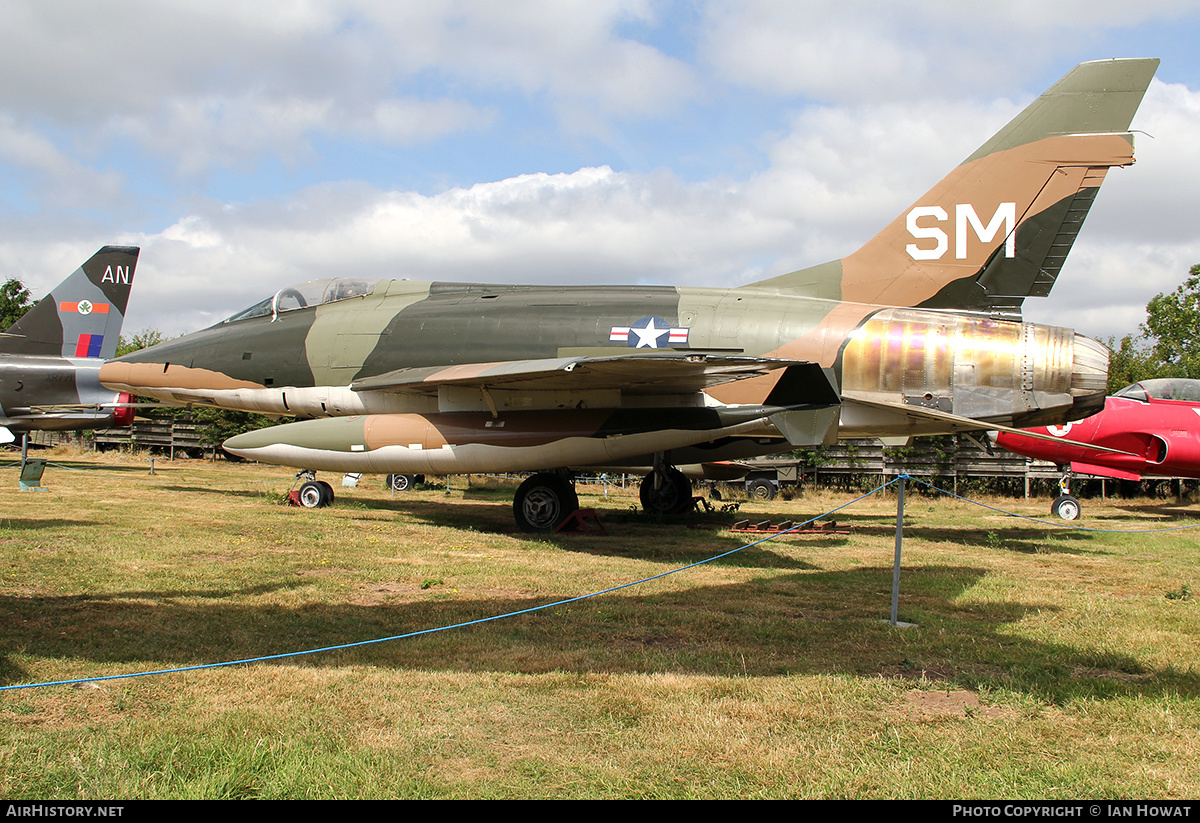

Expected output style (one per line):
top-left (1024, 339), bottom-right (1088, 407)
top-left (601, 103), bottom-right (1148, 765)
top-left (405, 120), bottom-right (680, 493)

top-left (994, 378), bottom-right (1200, 519)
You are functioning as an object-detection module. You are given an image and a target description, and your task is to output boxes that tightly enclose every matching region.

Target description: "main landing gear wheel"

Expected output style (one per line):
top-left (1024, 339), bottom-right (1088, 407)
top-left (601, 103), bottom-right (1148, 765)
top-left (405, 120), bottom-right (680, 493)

top-left (299, 480), bottom-right (333, 508)
top-left (640, 467), bottom-right (692, 516)
top-left (514, 473), bottom-right (579, 533)
top-left (386, 473), bottom-right (424, 492)
top-left (1052, 494), bottom-right (1081, 521)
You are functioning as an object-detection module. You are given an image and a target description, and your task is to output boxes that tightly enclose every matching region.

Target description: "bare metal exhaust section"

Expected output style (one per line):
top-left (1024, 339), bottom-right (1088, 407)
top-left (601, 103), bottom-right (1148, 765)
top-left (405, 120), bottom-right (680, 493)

top-left (838, 308), bottom-right (1109, 435)
top-left (1065, 332), bottom-right (1110, 420)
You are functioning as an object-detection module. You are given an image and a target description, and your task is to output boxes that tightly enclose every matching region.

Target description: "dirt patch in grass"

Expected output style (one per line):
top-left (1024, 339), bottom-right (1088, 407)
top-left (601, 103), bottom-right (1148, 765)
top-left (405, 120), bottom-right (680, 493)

top-left (893, 688), bottom-right (1014, 720)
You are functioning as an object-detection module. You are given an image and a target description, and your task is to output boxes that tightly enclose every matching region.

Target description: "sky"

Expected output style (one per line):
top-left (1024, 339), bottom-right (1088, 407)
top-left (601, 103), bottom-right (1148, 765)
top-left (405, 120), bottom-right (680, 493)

top-left (1, 0), bottom-right (1199, 343)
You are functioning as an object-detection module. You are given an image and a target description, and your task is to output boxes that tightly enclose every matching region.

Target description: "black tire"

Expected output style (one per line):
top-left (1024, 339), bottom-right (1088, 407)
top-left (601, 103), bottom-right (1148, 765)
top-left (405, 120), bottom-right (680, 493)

top-left (317, 481), bottom-right (334, 506)
top-left (513, 474), bottom-right (579, 533)
top-left (1052, 494), bottom-right (1081, 521)
top-left (746, 479), bottom-right (776, 501)
top-left (639, 468), bottom-right (693, 516)
top-left (387, 473), bottom-right (416, 492)
top-left (298, 481), bottom-right (328, 509)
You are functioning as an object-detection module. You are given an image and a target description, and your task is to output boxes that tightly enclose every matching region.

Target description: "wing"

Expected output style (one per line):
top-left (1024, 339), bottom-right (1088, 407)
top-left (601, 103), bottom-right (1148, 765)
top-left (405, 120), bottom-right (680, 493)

top-left (350, 353), bottom-right (842, 447)
top-left (352, 352), bottom-right (837, 402)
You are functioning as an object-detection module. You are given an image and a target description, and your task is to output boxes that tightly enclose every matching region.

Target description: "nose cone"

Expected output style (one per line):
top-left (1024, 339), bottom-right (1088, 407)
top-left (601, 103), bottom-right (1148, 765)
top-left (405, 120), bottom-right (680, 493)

top-left (1069, 333), bottom-right (1109, 419)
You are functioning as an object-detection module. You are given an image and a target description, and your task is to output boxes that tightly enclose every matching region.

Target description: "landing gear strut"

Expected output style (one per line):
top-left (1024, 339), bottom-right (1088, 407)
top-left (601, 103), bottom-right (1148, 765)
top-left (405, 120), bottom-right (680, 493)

top-left (639, 459), bottom-right (693, 516)
top-left (1051, 472), bottom-right (1080, 521)
top-left (513, 471), bottom-right (579, 533)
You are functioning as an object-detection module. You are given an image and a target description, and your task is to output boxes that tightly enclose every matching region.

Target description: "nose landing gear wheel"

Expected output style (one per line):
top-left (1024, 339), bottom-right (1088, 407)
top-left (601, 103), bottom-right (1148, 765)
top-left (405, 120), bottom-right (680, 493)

top-left (1051, 494), bottom-right (1081, 521)
top-left (299, 480), bottom-right (331, 508)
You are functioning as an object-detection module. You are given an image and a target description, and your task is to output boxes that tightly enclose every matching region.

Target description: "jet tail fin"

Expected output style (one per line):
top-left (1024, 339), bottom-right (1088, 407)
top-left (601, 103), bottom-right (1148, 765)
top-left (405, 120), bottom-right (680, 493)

top-left (0, 246), bottom-right (139, 359)
top-left (748, 58), bottom-right (1159, 315)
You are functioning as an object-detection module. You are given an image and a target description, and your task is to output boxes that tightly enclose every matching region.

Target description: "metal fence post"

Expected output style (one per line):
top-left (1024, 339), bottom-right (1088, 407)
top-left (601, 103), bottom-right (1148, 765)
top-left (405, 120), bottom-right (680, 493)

top-left (891, 474), bottom-right (906, 626)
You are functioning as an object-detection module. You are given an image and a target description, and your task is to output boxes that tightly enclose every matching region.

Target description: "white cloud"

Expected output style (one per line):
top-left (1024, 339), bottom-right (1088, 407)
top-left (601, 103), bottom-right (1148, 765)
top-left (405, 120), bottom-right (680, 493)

top-left (0, 0), bottom-right (696, 173)
top-left (115, 165), bottom-right (789, 334)
top-left (0, 116), bottom-right (124, 208)
top-left (699, 0), bottom-right (1199, 102)
top-left (1, 2), bottom-right (1197, 353)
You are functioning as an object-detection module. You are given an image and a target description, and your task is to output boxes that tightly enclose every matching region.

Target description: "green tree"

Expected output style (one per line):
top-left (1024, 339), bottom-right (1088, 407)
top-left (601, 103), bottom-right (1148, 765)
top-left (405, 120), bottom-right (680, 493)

top-left (1104, 333), bottom-right (1157, 395)
top-left (1100, 263), bottom-right (1200, 393)
top-left (0, 279), bottom-right (32, 330)
top-left (116, 328), bottom-right (167, 357)
top-left (1141, 263), bottom-right (1200, 379)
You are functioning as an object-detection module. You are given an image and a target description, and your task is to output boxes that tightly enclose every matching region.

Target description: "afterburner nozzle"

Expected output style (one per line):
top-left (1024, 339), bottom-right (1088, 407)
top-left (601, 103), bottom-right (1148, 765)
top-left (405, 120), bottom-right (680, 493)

top-left (1069, 333), bottom-right (1110, 420)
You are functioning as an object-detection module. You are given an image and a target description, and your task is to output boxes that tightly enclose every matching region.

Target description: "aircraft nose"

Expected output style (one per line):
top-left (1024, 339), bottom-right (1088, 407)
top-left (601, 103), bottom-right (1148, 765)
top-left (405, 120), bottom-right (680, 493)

top-left (1069, 333), bottom-right (1109, 419)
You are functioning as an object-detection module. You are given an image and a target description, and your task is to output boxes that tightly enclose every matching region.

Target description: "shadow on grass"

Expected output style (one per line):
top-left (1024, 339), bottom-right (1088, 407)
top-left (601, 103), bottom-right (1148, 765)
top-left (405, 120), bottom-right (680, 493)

top-left (0, 518), bottom-right (99, 531)
top-left (160, 484), bottom-right (288, 501)
top-left (379, 499), bottom-right (839, 570)
top-left (853, 523), bottom-right (1103, 555)
top-left (1103, 501), bottom-right (1200, 522)
top-left (1, 563), bottom-right (1195, 704)
top-left (42, 462), bottom-right (162, 476)
top-left (268, 491), bottom-right (1115, 563)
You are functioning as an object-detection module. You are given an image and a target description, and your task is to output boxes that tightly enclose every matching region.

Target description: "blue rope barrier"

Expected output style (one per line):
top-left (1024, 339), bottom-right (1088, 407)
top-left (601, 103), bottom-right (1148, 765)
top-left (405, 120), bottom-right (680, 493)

top-left (0, 479), bottom-right (898, 691)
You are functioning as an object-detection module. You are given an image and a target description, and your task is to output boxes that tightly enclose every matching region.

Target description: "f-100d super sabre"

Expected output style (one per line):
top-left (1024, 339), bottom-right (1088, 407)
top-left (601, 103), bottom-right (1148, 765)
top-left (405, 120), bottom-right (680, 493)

top-left (1, 246), bottom-right (140, 444)
top-left (102, 59), bottom-right (1158, 531)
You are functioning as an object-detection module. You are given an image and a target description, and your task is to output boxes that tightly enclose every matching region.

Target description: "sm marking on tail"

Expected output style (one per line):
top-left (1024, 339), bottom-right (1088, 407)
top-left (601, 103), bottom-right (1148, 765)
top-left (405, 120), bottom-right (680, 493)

top-left (906, 203), bottom-right (1016, 261)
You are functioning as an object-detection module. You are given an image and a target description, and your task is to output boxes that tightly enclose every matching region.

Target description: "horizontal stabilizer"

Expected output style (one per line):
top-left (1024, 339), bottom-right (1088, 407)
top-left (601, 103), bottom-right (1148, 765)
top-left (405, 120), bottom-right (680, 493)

top-left (1070, 461), bottom-right (1142, 482)
top-left (847, 393), bottom-right (1135, 455)
top-left (769, 406), bottom-right (841, 446)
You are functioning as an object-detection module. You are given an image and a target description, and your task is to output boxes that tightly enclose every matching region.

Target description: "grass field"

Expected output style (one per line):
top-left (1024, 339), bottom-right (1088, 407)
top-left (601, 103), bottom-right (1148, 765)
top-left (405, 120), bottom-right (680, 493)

top-left (1, 448), bottom-right (1197, 799)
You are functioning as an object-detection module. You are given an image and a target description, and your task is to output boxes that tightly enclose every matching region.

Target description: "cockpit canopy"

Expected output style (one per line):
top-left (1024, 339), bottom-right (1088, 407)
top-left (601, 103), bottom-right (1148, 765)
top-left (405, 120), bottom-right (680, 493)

top-left (1113, 378), bottom-right (1200, 403)
top-left (223, 278), bottom-right (380, 323)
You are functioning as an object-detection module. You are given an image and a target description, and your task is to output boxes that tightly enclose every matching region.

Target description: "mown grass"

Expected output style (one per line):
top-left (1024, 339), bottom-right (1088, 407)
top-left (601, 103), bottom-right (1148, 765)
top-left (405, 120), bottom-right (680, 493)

top-left (0, 448), bottom-right (1197, 798)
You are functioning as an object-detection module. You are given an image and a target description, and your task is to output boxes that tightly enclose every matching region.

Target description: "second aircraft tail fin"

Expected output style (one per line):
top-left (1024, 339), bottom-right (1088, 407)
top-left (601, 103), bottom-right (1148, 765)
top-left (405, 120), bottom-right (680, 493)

top-left (0, 245), bottom-right (140, 359)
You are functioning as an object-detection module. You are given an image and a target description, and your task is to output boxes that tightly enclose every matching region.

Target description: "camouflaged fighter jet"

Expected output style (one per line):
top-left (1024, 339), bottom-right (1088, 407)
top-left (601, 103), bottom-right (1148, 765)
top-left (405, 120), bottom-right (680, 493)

top-left (0, 246), bottom-right (140, 445)
top-left (101, 59), bottom-right (1157, 531)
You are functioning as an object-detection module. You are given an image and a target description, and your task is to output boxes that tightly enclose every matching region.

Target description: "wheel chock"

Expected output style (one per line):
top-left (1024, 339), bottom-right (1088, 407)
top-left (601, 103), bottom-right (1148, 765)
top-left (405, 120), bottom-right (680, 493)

top-left (729, 519), bottom-right (850, 535)
top-left (555, 508), bottom-right (606, 535)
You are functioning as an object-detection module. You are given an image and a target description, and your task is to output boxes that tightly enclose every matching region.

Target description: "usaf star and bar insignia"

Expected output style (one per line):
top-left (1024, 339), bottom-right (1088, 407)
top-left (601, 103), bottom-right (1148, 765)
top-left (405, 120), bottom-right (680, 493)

top-left (609, 316), bottom-right (690, 348)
